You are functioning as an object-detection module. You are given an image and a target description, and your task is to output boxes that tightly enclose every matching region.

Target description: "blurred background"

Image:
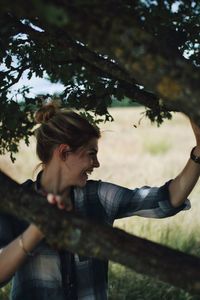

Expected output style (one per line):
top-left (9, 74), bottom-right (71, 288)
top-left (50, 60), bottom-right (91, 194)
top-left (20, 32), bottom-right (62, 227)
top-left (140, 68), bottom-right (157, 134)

top-left (1, 107), bottom-right (200, 300)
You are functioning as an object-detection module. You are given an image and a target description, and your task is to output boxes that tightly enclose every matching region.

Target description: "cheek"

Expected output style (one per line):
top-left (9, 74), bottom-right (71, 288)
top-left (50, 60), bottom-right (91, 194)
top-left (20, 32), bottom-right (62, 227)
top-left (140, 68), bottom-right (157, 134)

top-left (72, 162), bottom-right (86, 176)
top-left (67, 155), bottom-right (89, 176)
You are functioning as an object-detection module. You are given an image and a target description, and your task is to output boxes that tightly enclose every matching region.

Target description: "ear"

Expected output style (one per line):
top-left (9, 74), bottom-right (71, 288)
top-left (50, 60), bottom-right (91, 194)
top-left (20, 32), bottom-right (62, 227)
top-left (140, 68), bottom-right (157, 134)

top-left (57, 144), bottom-right (71, 161)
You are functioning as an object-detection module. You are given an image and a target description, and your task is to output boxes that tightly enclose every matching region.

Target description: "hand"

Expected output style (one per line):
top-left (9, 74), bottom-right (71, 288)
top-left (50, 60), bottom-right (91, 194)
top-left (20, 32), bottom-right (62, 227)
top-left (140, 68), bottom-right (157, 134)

top-left (47, 193), bottom-right (73, 212)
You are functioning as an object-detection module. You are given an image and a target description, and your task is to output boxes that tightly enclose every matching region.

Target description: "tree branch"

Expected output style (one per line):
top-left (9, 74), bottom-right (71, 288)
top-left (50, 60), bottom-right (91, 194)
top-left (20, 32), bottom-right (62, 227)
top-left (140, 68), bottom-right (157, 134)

top-left (11, 21), bottom-right (162, 111)
top-left (1, 170), bottom-right (200, 295)
top-left (3, 11), bottom-right (200, 121)
top-left (0, 65), bottom-right (29, 92)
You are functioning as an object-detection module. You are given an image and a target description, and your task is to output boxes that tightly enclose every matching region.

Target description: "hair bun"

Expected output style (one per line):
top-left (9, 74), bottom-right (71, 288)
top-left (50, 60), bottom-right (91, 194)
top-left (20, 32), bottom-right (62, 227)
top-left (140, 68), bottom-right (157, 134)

top-left (35, 103), bottom-right (58, 124)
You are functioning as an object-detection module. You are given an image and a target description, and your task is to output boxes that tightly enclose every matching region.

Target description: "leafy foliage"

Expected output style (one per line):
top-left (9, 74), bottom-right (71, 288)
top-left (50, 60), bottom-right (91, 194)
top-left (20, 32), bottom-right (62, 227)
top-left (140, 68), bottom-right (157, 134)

top-left (0, 0), bottom-right (199, 160)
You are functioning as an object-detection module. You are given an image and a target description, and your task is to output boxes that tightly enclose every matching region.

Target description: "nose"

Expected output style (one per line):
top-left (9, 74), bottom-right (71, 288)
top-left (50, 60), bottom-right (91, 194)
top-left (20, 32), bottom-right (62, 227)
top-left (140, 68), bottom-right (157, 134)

top-left (93, 157), bottom-right (100, 168)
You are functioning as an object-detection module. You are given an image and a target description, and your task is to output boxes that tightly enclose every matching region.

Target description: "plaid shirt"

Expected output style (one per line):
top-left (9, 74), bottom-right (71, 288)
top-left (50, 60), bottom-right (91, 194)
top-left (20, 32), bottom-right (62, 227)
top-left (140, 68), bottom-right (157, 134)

top-left (0, 174), bottom-right (190, 300)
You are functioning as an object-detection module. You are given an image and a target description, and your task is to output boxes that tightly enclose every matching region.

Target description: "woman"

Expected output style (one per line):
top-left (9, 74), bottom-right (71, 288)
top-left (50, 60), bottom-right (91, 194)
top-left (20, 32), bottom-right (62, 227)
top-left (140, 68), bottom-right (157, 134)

top-left (0, 103), bottom-right (200, 300)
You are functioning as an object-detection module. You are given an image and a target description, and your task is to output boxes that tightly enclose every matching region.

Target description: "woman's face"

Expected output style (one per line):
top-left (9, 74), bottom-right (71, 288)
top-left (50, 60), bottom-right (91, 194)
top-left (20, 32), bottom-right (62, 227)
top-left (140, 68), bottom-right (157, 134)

top-left (63, 138), bottom-right (100, 187)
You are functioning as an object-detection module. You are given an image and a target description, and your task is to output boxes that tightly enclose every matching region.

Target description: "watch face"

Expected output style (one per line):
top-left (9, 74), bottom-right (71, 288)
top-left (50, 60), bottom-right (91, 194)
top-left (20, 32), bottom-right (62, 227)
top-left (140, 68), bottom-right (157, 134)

top-left (191, 147), bottom-right (200, 164)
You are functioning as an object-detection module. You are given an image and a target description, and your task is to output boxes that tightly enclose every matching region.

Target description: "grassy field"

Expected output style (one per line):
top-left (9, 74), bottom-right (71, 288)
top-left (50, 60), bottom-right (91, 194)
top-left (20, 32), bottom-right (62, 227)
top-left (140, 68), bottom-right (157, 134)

top-left (1, 107), bottom-right (200, 299)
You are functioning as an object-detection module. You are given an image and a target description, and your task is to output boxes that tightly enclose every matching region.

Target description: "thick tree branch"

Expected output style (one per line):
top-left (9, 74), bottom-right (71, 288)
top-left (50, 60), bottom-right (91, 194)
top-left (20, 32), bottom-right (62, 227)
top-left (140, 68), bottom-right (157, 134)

top-left (13, 18), bottom-right (139, 85)
top-left (3, 10), bottom-right (200, 121)
top-left (1, 170), bottom-right (200, 295)
top-left (3, 17), bottom-right (162, 112)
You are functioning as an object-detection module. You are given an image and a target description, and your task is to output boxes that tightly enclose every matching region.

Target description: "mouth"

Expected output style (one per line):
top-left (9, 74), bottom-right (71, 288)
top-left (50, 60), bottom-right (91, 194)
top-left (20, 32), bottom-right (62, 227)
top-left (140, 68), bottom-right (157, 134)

top-left (86, 169), bottom-right (93, 175)
top-left (83, 169), bottom-right (93, 178)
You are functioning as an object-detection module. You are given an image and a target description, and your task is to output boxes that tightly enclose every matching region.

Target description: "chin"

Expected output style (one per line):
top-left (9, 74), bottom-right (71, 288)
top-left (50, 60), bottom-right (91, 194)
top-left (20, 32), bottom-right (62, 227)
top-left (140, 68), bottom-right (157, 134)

top-left (74, 174), bottom-right (88, 187)
top-left (76, 179), bottom-right (87, 188)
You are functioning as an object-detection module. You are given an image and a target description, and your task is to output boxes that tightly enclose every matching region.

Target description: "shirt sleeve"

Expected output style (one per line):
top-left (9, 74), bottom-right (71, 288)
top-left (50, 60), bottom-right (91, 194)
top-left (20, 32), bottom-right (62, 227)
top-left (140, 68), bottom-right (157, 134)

top-left (97, 180), bottom-right (191, 221)
top-left (0, 214), bottom-right (15, 287)
top-left (0, 213), bottom-right (15, 249)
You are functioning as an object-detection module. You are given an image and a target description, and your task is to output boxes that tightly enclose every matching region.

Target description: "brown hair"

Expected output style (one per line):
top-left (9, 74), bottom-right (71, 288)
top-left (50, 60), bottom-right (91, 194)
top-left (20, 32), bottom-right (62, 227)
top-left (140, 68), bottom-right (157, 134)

top-left (34, 103), bottom-right (101, 164)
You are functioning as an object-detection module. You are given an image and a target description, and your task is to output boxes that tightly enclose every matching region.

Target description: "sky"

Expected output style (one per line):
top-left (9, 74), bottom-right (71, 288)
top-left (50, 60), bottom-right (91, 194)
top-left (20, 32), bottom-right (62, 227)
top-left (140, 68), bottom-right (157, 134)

top-left (10, 70), bottom-right (65, 97)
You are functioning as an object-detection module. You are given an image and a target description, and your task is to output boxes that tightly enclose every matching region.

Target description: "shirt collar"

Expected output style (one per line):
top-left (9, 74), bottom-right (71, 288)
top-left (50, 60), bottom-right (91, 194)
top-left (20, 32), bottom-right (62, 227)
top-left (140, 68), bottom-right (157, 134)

top-left (34, 171), bottom-right (46, 195)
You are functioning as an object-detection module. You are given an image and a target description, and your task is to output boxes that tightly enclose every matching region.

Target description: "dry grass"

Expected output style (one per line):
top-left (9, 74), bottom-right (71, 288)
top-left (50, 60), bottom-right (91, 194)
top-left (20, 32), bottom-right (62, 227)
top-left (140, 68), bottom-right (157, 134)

top-left (1, 107), bottom-right (200, 299)
top-left (0, 107), bottom-right (196, 185)
top-left (1, 107), bottom-right (200, 252)
top-left (1, 107), bottom-right (200, 241)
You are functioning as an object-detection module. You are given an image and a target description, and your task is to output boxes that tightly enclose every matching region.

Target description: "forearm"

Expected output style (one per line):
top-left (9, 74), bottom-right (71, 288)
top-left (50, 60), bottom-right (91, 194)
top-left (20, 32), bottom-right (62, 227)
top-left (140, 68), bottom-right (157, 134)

top-left (0, 224), bottom-right (44, 283)
top-left (169, 147), bottom-right (200, 207)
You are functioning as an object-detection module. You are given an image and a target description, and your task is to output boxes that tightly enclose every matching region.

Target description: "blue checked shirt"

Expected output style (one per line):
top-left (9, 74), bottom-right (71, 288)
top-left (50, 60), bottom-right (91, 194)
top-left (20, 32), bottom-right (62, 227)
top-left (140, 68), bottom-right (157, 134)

top-left (0, 175), bottom-right (190, 300)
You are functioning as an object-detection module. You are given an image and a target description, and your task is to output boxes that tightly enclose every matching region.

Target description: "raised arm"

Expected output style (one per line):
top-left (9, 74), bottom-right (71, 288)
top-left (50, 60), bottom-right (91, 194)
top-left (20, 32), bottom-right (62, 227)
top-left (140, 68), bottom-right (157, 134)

top-left (169, 119), bottom-right (200, 207)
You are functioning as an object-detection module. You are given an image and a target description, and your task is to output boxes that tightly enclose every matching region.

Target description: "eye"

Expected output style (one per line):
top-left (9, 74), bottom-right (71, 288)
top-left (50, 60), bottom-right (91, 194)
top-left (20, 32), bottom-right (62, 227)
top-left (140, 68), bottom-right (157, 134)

top-left (89, 152), bottom-right (95, 156)
top-left (88, 151), bottom-right (97, 158)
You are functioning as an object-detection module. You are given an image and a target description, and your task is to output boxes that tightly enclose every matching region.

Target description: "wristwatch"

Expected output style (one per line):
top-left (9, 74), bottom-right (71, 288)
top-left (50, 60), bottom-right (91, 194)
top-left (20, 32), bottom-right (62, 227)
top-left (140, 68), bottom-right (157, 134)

top-left (190, 147), bottom-right (200, 164)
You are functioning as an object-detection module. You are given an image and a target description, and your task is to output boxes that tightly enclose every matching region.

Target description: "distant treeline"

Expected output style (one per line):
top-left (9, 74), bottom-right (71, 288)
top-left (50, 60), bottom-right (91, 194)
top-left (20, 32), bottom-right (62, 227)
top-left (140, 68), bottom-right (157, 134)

top-left (111, 97), bottom-right (141, 107)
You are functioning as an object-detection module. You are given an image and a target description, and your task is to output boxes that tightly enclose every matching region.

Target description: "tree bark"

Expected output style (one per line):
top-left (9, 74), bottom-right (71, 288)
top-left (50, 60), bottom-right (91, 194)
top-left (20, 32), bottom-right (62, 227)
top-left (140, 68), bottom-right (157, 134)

top-left (1, 170), bottom-right (200, 295)
top-left (4, 12), bottom-right (200, 123)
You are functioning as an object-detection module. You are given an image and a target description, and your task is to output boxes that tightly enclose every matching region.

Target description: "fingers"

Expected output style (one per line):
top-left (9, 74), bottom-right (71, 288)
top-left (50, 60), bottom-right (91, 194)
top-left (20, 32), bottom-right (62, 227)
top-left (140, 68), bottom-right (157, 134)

top-left (47, 193), bottom-right (69, 210)
top-left (47, 193), bottom-right (56, 204)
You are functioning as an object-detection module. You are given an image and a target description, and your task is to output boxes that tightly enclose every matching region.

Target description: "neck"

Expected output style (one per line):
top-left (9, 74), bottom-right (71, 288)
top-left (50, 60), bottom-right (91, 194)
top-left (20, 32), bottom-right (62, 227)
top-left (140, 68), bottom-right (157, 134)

top-left (40, 163), bottom-right (71, 197)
